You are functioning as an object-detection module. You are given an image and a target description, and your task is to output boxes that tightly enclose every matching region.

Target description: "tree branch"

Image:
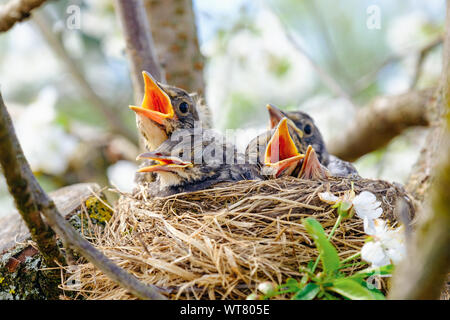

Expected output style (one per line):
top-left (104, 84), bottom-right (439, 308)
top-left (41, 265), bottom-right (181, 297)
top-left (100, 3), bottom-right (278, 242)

top-left (114, 0), bottom-right (164, 104)
top-left (352, 36), bottom-right (443, 96)
top-left (32, 11), bottom-right (138, 145)
top-left (410, 36), bottom-right (444, 89)
top-left (143, 0), bottom-right (205, 96)
top-left (0, 92), bottom-right (65, 269)
top-left (328, 88), bottom-right (435, 162)
top-left (0, 92), bottom-right (166, 300)
top-left (389, 1), bottom-right (450, 300)
top-left (0, 0), bottom-right (48, 32)
top-left (389, 131), bottom-right (450, 299)
top-left (269, 5), bottom-right (356, 108)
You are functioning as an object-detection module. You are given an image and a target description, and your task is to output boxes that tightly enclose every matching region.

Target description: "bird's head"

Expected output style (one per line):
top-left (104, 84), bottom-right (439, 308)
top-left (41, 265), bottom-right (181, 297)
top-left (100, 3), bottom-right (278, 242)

top-left (136, 151), bottom-right (195, 188)
top-left (135, 131), bottom-right (226, 189)
top-left (261, 116), bottom-right (330, 180)
top-left (266, 104), bottom-right (329, 165)
top-left (129, 71), bottom-right (201, 148)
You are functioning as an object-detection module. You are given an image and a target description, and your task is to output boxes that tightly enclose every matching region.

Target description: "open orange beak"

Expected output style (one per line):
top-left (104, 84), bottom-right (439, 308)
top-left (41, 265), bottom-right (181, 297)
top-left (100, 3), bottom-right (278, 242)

top-left (264, 118), bottom-right (304, 178)
top-left (298, 145), bottom-right (330, 180)
top-left (129, 71), bottom-right (175, 125)
top-left (266, 104), bottom-right (304, 138)
top-left (136, 152), bottom-right (192, 173)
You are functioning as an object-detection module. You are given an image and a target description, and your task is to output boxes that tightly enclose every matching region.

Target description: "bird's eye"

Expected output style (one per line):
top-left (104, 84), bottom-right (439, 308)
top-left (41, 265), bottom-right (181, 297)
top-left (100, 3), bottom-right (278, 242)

top-left (304, 123), bottom-right (313, 136)
top-left (178, 102), bottom-right (189, 115)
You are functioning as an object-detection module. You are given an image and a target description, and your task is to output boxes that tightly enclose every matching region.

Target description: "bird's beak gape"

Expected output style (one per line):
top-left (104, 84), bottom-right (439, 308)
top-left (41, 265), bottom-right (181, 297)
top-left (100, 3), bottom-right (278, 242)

top-left (129, 71), bottom-right (175, 125)
top-left (136, 152), bottom-right (193, 173)
top-left (264, 118), bottom-right (304, 178)
top-left (298, 145), bottom-right (330, 180)
top-left (266, 104), bottom-right (304, 138)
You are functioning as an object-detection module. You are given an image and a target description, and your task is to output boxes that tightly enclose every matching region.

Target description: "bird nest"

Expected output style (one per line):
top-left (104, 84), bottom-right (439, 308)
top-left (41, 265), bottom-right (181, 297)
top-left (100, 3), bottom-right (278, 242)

top-left (63, 176), bottom-right (413, 300)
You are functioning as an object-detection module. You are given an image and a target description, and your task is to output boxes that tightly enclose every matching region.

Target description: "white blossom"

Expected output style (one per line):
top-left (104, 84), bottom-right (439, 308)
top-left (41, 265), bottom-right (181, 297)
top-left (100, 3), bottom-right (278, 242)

top-left (318, 192), bottom-right (339, 204)
top-left (257, 282), bottom-right (276, 295)
top-left (361, 219), bottom-right (406, 267)
top-left (318, 190), bottom-right (383, 235)
top-left (353, 191), bottom-right (383, 235)
top-left (361, 241), bottom-right (391, 268)
top-left (107, 160), bottom-right (138, 192)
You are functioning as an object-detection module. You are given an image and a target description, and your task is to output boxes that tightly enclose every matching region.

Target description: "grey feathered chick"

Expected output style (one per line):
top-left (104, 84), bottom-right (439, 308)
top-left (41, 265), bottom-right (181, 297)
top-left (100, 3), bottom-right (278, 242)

top-left (136, 128), bottom-right (262, 197)
top-left (267, 104), bottom-right (359, 178)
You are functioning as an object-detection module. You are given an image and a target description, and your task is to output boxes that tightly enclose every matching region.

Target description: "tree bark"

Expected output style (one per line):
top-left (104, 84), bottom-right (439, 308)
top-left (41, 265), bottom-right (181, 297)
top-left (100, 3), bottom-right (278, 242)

top-left (389, 1), bottom-right (450, 299)
top-left (328, 89), bottom-right (435, 162)
top-left (405, 87), bottom-right (445, 201)
top-left (0, 0), bottom-right (48, 32)
top-left (143, 0), bottom-right (205, 96)
top-left (0, 183), bottom-right (100, 299)
top-left (0, 92), bottom-right (166, 300)
top-left (0, 183), bottom-right (101, 255)
top-left (114, 0), bottom-right (164, 104)
top-left (389, 115), bottom-right (450, 299)
top-left (0, 93), bottom-right (66, 269)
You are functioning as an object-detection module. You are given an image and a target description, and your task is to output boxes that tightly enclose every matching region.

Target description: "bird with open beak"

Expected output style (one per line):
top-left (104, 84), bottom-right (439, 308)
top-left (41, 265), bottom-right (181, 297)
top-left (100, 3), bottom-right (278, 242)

top-left (266, 104), bottom-right (359, 178)
top-left (135, 128), bottom-right (262, 197)
top-left (129, 71), bottom-right (211, 151)
top-left (247, 117), bottom-right (330, 180)
top-left (129, 71), bottom-right (212, 184)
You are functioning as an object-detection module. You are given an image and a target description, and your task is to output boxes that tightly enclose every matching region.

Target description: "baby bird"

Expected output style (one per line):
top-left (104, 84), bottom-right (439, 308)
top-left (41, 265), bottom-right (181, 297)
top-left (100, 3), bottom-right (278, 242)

top-left (266, 104), bottom-right (359, 178)
top-left (136, 128), bottom-right (262, 197)
top-left (246, 117), bottom-right (330, 180)
top-left (129, 71), bottom-right (211, 184)
top-left (129, 71), bottom-right (210, 152)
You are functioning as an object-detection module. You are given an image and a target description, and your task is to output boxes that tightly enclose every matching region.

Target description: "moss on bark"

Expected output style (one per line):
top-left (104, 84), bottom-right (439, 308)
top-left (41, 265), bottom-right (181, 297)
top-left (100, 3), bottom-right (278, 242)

top-left (0, 195), bottom-right (112, 300)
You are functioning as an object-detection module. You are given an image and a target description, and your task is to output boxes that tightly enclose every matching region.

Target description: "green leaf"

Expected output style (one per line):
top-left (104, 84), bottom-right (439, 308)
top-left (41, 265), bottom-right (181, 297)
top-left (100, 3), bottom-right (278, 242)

top-left (303, 218), bottom-right (340, 277)
top-left (349, 264), bottom-right (394, 282)
top-left (292, 283), bottom-right (321, 300)
top-left (280, 278), bottom-right (302, 293)
top-left (299, 274), bottom-right (309, 287)
top-left (357, 264), bottom-right (394, 277)
top-left (323, 292), bottom-right (341, 300)
top-left (358, 277), bottom-right (387, 300)
top-left (329, 278), bottom-right (379, 300)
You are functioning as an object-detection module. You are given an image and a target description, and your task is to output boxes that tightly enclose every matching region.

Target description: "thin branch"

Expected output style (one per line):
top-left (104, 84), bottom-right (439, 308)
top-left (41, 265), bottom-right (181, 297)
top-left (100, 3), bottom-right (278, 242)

top-left (114, 0), bottom-right (164, 104)
top-left (305, 0), bottom-right (352, 83)
top-left (0, 92), bottom-right (166, 300)
top-left (32, 11), bottom-right (138, 145)
top-left (269, 5), bottom-right (356, 108)
top-left (0, 94), bottom-right (65, 269)
top-left (352, 36), bottom-right (443, 95)
top-left (328, 88), bottom-right (435, 162)
top-left (0, 0), bottom-right (48, 32)
top-left (410, 36), bottom-right (444, 89)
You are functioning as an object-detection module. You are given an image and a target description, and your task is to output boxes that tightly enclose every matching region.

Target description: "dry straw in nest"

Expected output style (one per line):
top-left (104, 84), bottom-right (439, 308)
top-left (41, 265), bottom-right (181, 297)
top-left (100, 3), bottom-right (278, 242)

top-left (62, 176), bottom-right (412, 300)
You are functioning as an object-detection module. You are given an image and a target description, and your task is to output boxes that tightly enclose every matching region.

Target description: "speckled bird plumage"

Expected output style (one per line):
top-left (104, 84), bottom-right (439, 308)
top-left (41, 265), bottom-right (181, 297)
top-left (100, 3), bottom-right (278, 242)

top-left (136, 128), bottom-right (262, 196)
top-left (135, 82), bottom-right (210, 151)
top-left (131, 72), bottom-right (212, 185)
